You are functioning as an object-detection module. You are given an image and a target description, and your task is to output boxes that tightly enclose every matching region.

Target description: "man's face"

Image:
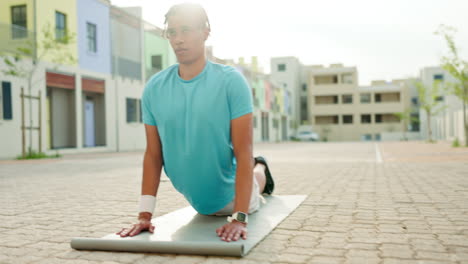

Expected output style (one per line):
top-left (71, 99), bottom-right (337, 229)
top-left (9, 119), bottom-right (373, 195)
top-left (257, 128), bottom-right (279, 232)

top-left (166, 14), bottom-right (209, 65)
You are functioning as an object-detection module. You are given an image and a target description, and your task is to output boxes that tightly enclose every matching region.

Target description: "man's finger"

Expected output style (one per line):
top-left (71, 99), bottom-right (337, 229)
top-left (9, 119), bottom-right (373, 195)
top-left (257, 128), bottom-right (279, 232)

top-left (120, 226), bottom-right (135, 237)
top-left (232, 232), bottom-right (241, 241)
top-left (241, 230), bottom-right (248, 240)
top-left (129, 225), bottom-right (142, 236)
top-left (226, 230), bottom-right (238, 242)
top-left (118, 228), bottom-right (128, 237)
top-left (216, 226), bottom-right (225, 236)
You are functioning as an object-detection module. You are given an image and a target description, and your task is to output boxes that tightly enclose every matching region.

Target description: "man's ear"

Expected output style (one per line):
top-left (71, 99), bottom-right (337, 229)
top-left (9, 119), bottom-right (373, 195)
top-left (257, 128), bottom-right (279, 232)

top-left (204, 28), bottom-right (210, 41)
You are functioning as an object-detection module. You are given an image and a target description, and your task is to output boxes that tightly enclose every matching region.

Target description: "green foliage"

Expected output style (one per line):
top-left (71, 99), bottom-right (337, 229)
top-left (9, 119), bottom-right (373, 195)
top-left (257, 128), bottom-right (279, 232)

top-left (435, 25), bottom-right (468, 85)
top-left (416, 80), bottom-right (447, 116)
top-left (452, 138), bottom-right (460, 147)
top-left (1, 22), bottom-right (77, 156)
top-left (16, 150), bottom-right (61, 160)
top-left (394, 108), bottom-right (419, 125)
top-left (435, 24), bottom-right (468, 146)
top-left (416, 80), bottom-right (447, 142)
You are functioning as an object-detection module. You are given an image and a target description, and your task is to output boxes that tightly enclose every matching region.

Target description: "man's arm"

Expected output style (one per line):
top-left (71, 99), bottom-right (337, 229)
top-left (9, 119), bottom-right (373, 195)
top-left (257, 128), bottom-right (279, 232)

top-left (231, 113), bottom-right (254, 216)
top-left (116, 124), bottom-right (163, 237)
top-left (216, 113), bottom-right (253, 241)
top-left (139, 124), bottom-right (164, 221)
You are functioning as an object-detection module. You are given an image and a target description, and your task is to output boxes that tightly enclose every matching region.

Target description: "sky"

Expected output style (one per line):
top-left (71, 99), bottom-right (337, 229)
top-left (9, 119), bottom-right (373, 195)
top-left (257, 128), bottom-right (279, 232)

top-left (111, 0), bottom-right (468, 85)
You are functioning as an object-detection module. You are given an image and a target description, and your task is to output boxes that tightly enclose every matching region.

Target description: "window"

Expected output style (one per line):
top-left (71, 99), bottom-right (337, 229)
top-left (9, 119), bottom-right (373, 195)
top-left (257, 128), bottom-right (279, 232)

top-left (302, 84), bottom-right (307, 92)
top-left (375, 93), bottom-right (381, 103)
top-left (361, 114), bottom-right (371, 124)
top-left (86, 22), bottom-right (97, 53)
top-left (342, 94), bottom-right (353, 104)
top-left (375, 134), bottom-right (381, 141)
top-left (410, 113), bottom-right (419, 131)
top-left (375, 114), bottom-right (382, 123)
top-left (360, 93), bottom-right (371, 103)
top-left (55, 11), bottom-right (67, 42)
top-left (342, 115), bottom-right (353, 124)
top-left (11, 5), bottom-right (27, 39)
top-left (362, 134), bottom-right (372, 141)
top-left (126, 98), bottom-right (141, 123)
top-left (433, 74), bottom-right (444, 81)
top-left (277, 64), bottom-right (286, 72)
top-left (151, 55), bottom-right (162, 70)
top-left (2, 82), bottom-right (13, 120)
top-left (342, 73), bottom-right (353, 84)
top-left (411, 97), bottom-right (418, 106)
top-left (436, 96), bottom-right (444, 102)
top-left (253, 116), bottom-right (257, 128)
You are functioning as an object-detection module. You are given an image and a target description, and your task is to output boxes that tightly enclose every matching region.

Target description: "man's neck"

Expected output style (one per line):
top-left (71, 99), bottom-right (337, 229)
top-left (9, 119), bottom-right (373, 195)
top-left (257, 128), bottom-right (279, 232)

top-left (178, 56), bottom-right (207, 81)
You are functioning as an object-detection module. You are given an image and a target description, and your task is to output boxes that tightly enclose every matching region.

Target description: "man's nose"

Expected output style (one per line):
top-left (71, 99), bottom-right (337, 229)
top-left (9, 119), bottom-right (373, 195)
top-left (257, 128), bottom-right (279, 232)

top-left (173, 34), bottom-right (184, 44)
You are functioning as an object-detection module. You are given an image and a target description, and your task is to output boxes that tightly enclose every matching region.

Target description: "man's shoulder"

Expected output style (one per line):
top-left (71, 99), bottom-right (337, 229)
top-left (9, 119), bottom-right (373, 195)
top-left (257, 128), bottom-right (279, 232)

top-left (209, 61), bottom-right (243, 79)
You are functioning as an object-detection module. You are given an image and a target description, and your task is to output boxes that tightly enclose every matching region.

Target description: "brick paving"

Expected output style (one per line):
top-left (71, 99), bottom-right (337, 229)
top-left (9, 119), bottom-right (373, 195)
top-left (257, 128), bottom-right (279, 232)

top-left (0, 141), bottom-right (467, 264)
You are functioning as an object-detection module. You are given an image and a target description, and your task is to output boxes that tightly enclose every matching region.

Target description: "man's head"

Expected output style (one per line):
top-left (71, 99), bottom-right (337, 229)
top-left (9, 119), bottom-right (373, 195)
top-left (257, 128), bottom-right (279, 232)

top-left (164, 3), bottom-right (211, 65)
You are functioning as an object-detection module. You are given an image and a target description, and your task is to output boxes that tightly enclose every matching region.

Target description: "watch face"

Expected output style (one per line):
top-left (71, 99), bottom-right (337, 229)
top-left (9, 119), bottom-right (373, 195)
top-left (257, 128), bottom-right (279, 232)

top-left (237, 213), bottom-right (246, 222)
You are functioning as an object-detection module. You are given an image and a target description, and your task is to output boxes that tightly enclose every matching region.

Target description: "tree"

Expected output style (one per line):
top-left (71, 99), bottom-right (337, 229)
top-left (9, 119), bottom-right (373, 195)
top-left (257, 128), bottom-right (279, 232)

top-left (1, 22), bottom-right (76, 156)
top-left (435, 24), bottom-right (468, 146)
top-left (321, 126), bottom-right (331, 142)
top-left (394, 108), bottom-right (419, 140)
top-left (416, 81), bottom-right (446, 142)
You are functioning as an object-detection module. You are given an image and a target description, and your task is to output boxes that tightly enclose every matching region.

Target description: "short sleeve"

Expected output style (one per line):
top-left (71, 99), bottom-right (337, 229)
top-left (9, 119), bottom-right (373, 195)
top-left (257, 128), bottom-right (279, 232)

top-left (141, 81), bottom-right (157, 126)
top-left (227, 70), bottom-right (253, 120)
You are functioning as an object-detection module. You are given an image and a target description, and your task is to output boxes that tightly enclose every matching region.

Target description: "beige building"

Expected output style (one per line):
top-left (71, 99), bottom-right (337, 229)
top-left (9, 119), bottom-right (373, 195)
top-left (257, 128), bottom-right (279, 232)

top-left (307, 64), bottom-right (413, 141)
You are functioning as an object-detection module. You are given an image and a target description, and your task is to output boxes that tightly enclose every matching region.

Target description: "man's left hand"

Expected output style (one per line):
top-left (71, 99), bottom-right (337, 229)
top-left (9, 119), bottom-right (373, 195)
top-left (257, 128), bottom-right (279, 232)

top-left (216, 221), bottom-right (247, 242)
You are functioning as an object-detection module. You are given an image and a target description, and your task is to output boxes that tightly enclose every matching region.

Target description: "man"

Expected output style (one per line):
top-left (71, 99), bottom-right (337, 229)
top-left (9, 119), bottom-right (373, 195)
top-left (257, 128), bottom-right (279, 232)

top-left (116, 3), bottom-right (274, 243)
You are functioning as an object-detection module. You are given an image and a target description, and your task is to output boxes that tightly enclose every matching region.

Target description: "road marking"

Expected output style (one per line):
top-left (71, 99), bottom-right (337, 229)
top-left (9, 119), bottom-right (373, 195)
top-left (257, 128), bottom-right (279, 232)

top-left (375, 143), bottom-right (383, 163)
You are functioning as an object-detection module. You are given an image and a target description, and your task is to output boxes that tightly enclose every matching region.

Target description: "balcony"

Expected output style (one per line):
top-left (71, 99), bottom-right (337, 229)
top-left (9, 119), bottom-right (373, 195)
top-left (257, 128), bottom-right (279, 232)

top-left (315, 115), bottom-right (339, 125)
top-left (315, 95), bottom-right (338, 105)
top-left (0, 22), bottom-right (36, 55)
top-left (375, 92), bottom-right (400, 103)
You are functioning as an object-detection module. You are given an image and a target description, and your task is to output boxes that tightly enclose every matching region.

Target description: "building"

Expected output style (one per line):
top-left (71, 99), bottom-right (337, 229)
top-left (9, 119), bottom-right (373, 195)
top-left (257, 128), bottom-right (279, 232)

top-left (307, 64), bottom-right (413, 141)
top-left (270, 57), bottom-right (305, 137)
top-left (234, 57), bottom-right (291, 142)
top-left (0, 0), bottom-right (177, 159)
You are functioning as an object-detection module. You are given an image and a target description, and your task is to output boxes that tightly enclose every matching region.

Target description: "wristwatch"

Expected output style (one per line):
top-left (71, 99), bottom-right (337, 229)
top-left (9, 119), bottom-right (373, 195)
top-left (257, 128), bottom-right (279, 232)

top-left (227, 211), bottom-right (248, 224)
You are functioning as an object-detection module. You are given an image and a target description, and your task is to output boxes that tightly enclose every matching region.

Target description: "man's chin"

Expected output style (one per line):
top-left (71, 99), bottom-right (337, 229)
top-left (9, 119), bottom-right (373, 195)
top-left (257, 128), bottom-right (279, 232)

top-left (178, 58), bottom-right (196, 65)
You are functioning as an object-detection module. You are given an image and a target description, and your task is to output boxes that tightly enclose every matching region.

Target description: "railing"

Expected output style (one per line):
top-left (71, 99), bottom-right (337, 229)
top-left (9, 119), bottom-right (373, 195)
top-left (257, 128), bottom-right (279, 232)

top-left (0, 22), bottom-right (36, 55)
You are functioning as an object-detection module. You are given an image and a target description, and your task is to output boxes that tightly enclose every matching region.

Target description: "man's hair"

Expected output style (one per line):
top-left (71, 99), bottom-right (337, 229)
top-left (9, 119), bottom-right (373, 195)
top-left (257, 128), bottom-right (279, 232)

top-left (164, 3), bottom-right (211, 32)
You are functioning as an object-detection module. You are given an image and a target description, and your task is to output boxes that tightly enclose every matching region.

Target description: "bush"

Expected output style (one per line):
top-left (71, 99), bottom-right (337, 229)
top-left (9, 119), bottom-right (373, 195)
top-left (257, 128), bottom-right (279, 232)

top-left (452, 138), bottom-right (460, 147)
top-left (16, 150), bottom-right (61, 160)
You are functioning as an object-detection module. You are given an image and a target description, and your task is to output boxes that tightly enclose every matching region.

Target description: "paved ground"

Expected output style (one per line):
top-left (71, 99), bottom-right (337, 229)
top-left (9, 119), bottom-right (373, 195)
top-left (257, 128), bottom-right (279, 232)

top-left (1, 141), bottom-right (468, 264)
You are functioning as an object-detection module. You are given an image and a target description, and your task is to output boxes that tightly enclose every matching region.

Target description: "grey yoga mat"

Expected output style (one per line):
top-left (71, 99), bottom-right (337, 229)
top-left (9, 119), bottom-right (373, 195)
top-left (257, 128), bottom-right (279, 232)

top-left (71, 195), bottom-right (306, 257)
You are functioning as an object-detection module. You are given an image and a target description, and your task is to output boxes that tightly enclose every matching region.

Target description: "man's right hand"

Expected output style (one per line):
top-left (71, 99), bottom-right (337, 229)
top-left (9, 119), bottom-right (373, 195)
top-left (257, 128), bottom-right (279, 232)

top-left (116, 213), bottom-right (155, 237)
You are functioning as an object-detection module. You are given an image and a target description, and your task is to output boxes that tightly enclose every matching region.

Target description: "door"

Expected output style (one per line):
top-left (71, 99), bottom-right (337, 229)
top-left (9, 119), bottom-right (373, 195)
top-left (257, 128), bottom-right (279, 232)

top-left (46, 93), bottom-right (51, 149)
top-left (261, 112), bottom-right (269, 141)
top-left (84, 100), bottom-right (95, 147)
top-left (281, 116), bottom-right (287, 140)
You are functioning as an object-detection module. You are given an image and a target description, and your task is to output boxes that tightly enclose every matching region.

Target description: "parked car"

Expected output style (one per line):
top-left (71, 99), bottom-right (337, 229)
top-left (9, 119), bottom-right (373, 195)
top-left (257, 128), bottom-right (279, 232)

top-left (295, 131), bottom-right (320, 141)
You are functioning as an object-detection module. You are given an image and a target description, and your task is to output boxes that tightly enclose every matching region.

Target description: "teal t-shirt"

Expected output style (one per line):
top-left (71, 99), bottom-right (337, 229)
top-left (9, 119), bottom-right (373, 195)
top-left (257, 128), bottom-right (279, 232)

top-left (141, 60), bottom-right (253, 215)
